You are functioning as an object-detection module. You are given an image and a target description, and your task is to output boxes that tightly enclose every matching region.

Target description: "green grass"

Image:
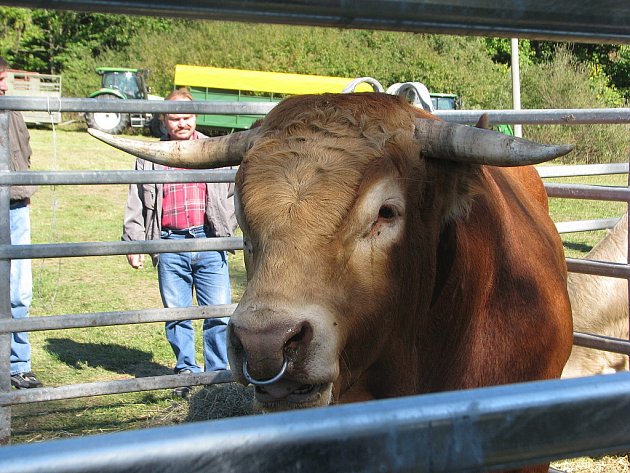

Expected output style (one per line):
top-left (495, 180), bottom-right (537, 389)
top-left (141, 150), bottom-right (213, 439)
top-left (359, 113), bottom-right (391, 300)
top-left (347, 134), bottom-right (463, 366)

top-left (7, 129), bottom-right (629, 452)
top-left (545, 171), bottom-right (627, 258)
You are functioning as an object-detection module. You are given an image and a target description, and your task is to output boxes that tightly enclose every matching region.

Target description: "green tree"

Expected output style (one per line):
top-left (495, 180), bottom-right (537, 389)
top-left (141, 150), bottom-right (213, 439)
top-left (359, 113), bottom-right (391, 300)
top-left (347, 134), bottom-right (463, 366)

top-left (0, 7), bottom-right (173, 74)
top-left (0, 7), bottom-right (37, 65)
top-left (110, 20), bottom-right (511, 108)
top-left (484, 38), bottom-right (630, 100)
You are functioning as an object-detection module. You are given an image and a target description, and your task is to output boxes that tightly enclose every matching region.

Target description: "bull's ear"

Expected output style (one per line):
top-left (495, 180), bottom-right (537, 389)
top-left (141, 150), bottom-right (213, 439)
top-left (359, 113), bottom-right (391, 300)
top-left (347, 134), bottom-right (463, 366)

top-left (475, 113), bottom-right (490, 130)
top-left (414, 118), bottom-right (572, 167)
top-left (87, 127), bottom-right (259, 169)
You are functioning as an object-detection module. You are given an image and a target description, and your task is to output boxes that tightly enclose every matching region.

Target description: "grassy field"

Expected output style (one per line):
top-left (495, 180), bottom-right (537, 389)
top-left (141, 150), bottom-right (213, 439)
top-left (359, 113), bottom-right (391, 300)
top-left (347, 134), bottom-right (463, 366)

top-left (6, 127), bottom-right (629, 470)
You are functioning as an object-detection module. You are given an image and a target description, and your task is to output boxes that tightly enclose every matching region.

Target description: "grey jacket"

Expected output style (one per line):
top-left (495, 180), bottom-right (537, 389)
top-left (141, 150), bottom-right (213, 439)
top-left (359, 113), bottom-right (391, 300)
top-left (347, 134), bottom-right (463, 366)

top-left (9, 111), bottom-right (37, 201)
top-left (121, 137), bottom-right (237, 266)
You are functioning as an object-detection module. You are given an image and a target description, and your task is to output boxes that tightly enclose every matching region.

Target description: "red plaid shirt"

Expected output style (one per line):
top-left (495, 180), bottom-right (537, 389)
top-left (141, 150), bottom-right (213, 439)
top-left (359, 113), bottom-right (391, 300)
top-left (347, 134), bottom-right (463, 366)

top-left (161, 173), bottom-right (207, 230)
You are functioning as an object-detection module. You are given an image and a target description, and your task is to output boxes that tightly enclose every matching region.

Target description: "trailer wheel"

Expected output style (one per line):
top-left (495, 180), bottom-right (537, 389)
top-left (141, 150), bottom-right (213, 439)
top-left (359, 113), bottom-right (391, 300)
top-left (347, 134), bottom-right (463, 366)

top-left (85, 94), bottom-right (130, 134)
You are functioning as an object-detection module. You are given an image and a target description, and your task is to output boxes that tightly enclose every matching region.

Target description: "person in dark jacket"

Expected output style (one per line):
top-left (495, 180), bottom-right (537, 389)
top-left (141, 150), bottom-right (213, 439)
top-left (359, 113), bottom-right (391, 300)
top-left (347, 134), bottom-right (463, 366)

top-left (0, 56), bottom-right (42, 389)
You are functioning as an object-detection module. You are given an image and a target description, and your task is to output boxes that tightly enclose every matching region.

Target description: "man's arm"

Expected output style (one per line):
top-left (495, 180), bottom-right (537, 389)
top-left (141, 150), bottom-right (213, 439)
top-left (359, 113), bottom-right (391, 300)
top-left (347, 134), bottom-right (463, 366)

top-left (122, 159), bottom-right (149, 269)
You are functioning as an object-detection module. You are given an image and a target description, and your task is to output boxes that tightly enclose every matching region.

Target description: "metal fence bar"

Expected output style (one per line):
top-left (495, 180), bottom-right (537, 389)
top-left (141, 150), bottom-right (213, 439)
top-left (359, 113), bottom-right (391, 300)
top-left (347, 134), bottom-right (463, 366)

top-left (0, 169), bottom-right (238, 186)
top-left (4, 96), bottom-right (630, 125)
top-left (0, 304), bottom-right (236, 334)
top-left (542, 163), bottom-right (627, 233)
top-left (2, 306), bottom-right (629, 358)
top-left (574, 332), bottom-right (630, 356)
top-left (3, 165), bottom-right (624, 238)
top-left (0, 237), bottom-right (243, 260)
top-left (567, 257), bottom-right (630, 279)
top-left (0, 305), bottom-right (235, 333)
top-left (3, 0), bottom-right (630, 44)
top-left (0, 370), bottom-right (235, 408)
top-left (0, 96), bottom-right (277, 114)
top-left (438, 108), bottom-right (630, 125)
top-left (1, 372), bottom-right (630, 473)
top-left (555, 218), bottom-right (619, 234)
top-left (627, 151), bottom-right (629, 365)
top-left (545, 183), bottom-right (630, 202)
top-left (537, 163), bottom-right (629, 178)
top-left (9, 168), bottom-right (630, 189)
top-left (0, 110), bottom-right (11, 443)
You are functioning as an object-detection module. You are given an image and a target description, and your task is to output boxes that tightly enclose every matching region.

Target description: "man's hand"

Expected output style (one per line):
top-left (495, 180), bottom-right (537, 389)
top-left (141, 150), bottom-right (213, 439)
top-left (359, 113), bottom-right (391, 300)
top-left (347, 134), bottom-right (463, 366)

top-left (127, 254), bottom-right (145, 269)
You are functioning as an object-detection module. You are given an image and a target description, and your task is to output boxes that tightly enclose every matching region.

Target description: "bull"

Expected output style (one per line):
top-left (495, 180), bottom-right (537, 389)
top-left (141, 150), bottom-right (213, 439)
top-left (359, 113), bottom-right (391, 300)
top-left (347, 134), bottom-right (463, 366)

top-left (90, 93), bottom-right (573, 473)
top-left (563, 212), bottom-right (629, 378)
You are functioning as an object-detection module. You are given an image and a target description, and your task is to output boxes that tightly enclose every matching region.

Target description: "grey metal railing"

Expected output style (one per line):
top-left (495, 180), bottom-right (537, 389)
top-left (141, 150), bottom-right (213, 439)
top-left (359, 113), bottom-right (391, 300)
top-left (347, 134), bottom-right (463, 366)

top-left (3, 0), bottom-right (630, 44)
top-left (1, 372), bottom-right (630, 473)
top-left (0, 99), bottom-right (629, 468)
top-left (0, 102), bottom-right (11, 443)
top-left (0, 100), bottom-right (628, 393)
top-left (4, 95), bottom-right (630, 124)
top-left (0, 0), bottom-right (630, 470)
top-left (0, 104), bottom-right (249, 443)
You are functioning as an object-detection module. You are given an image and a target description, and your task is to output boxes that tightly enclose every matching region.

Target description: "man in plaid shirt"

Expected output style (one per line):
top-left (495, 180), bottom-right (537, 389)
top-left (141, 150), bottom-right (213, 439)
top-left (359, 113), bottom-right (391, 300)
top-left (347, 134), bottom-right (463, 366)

top-left (122, 88), bottom-right (237, 397)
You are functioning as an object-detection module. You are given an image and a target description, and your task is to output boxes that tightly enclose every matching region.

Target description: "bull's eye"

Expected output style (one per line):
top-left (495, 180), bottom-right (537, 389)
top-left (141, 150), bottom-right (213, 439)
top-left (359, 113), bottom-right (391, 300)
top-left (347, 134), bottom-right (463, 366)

top-left (378, 205), bottom-right (397, 220)
top-left (365, 203), bottom-right (400, 239)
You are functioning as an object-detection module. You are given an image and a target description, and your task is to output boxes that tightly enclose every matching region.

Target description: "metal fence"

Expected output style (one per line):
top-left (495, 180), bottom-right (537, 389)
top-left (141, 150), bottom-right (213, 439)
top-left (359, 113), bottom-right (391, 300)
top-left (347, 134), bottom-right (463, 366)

top-left (0, 97), bottom-right (629, 470)
top-left (1, 0), bottom-right (630, 470)
top-left (7, 0), bottom-right (630, 44)
top-left (2, 373), bottom-right (630, 473)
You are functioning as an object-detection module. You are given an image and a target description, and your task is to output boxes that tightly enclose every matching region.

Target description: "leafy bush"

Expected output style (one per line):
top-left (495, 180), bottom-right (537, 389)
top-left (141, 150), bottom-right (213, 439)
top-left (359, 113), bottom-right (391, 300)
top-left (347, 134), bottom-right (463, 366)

top-left (520, 47), bottom-right (628, 164)
top-left (66, 20), bottom-right (512, 109)
top-left (45, 17), bottom-right (630, 164)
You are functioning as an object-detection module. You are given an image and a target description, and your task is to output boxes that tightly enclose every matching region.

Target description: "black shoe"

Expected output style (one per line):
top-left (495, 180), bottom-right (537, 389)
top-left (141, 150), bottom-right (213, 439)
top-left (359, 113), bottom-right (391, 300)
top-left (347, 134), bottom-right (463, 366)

top-left (11, 371), bottom-right (43, 389)
top-left (172, 369), bottom-right (193, 398)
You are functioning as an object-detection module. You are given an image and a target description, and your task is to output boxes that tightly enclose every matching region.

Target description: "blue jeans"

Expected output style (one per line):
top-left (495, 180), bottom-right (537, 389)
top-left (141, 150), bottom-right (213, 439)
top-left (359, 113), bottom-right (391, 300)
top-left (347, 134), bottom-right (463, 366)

top-left (10, 202), bottom-right (33, 375)
top-left (158, 226), bottom-right (231, 373)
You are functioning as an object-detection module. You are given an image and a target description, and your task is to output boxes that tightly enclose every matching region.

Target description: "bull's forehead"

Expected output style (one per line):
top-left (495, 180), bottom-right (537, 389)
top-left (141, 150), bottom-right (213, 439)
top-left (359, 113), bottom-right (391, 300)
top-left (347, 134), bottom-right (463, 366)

top-left (238, 135), bottom-right (385, 242)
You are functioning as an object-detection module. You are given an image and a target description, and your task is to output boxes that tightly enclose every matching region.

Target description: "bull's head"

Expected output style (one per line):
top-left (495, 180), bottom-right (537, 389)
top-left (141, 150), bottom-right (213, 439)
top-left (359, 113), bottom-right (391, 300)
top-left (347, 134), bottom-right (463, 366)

top-left (90, 93), bottom-right (572, 412)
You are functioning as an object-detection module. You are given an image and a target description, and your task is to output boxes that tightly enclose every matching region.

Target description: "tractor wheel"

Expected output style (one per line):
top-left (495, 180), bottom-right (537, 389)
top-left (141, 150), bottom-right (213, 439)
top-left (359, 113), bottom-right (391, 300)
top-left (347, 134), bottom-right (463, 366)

top-left (85, 94), bottom-right (130, 134)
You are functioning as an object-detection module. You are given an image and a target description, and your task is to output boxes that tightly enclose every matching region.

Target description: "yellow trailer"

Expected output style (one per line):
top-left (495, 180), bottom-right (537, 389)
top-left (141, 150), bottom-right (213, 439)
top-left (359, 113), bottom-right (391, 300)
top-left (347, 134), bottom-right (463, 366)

top-left (174, 65), bottom-right (373, 131)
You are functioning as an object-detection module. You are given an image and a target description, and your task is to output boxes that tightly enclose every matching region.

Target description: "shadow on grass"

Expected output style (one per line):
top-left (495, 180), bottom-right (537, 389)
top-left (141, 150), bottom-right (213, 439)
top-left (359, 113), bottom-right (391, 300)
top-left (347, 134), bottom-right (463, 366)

top-left (563, 240), bottom-right (593, 254)
top-left (45, 338), bottom-right (172, 377)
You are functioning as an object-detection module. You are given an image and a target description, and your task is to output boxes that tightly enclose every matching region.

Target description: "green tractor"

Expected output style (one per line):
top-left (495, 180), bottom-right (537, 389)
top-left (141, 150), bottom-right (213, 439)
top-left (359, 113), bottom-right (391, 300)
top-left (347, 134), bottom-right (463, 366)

top-left (85, 67), bottom-right (164, 135)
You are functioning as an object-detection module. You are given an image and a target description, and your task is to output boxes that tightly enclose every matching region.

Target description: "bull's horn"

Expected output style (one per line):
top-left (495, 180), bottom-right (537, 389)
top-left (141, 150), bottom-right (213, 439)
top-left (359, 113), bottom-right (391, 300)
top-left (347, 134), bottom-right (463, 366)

top-left (87, 128), bottom-right (259, 168)
top-left (414, 118), bottom-right (573, 166)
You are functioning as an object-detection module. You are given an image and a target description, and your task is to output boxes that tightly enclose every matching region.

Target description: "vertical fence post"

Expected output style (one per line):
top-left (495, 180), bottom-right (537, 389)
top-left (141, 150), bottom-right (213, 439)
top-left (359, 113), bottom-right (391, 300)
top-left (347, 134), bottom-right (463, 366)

top-left (0, 110), bottom-right (11, 444)
top-left (627, 132), bottom-right (630, 370)
top-left (510, 38), bottom-right (523, 138)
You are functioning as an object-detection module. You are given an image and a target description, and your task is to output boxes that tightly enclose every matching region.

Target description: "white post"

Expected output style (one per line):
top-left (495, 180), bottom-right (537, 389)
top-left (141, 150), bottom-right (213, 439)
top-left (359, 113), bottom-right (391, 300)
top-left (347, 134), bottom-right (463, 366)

top-left (510, 38), bottom-right (523, 137)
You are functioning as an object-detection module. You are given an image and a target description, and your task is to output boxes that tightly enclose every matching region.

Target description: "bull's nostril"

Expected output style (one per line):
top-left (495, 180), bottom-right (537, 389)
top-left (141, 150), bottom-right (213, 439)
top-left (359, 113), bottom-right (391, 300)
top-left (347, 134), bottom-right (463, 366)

top-left (285, 321), bottom-right (313, 351)
top-left (231, 318), bottom-right (313, 380)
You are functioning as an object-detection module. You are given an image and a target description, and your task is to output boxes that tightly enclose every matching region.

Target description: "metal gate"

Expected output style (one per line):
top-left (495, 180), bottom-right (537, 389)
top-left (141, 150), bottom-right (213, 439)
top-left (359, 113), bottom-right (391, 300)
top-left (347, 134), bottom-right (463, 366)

top-left (1, 1), bottom-right (630, 471)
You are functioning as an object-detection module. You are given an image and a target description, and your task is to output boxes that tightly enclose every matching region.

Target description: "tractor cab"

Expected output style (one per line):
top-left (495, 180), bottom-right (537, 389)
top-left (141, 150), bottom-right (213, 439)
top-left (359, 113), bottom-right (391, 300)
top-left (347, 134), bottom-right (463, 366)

top-left (91, 67), bottom-right (149, 100)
